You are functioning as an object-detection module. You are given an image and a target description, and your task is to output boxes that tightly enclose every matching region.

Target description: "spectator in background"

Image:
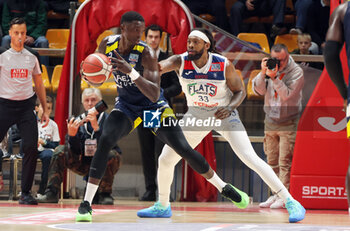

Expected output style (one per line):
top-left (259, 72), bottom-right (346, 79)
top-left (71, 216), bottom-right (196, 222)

top-left (44, 0), bottom-right (72, 15)
top-left (35, 96), bottom-right (60, 198)
top-left (182, 0), bottom-right (230, 32)
top-left (137, 24), bottom-right (182, 201)
top-left (253, 44), bottom-right (304, 209)
top-left (1, 0), bottom-right (49, 66)
top-left (38, 88), bottom-right (122, 205)
top-left (291, 33), bottom-right (323, 70)
top-left (229, 0), bottom-right (287, 38)
top-left (290, 0), bottom-right (330, 54)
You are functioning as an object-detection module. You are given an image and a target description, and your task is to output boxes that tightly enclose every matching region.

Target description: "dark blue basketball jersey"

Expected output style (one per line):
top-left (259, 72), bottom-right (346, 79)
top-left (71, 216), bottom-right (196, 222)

top-left (104, 35), bottom-right (168, 120)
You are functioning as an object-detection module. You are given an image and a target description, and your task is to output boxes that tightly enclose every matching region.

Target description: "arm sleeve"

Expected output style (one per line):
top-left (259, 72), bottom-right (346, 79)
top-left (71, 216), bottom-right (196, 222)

top-left (162, 71), bottom-right (182, 99)
top-left (324, 40), bottom-right (347, 100)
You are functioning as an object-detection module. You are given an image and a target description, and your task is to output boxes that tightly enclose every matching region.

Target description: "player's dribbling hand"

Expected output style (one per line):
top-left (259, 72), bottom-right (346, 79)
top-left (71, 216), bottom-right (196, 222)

top-left (110, 50), bottom-right (132, 74)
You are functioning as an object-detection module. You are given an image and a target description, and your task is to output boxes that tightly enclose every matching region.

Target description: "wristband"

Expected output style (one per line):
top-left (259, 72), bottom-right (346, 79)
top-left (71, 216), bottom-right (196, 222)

top-left (128, 68), bottom-right (140, 81)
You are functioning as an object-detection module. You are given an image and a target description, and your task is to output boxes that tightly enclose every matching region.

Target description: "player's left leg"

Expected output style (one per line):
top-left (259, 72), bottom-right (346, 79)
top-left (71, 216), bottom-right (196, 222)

top-left (217, 114), bottom-right (305, 223)
top-left (77, 110), bottom-right (132, 222)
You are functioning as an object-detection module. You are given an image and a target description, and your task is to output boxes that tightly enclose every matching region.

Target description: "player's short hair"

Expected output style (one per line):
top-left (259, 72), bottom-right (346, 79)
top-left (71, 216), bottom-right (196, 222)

top-left (121, 11), bottom-right (144, 24)
top-left (271, 43), bottom-right (289, 54)
top-left (9, 17), bottom-right (26, 28)
top-left (82, 88), bottom-right (102, 102)
top-left (145, 24), bottom-right (163, 37)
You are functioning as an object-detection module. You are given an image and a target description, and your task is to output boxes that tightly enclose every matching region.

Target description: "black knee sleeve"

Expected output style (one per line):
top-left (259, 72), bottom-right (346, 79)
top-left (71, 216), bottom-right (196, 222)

top-left (89, 111), bottom-right (132, 179)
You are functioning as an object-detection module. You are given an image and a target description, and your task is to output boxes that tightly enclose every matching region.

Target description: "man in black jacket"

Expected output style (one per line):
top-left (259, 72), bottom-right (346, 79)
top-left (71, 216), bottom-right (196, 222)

top-left (137, 24), bottom-right (181, 201)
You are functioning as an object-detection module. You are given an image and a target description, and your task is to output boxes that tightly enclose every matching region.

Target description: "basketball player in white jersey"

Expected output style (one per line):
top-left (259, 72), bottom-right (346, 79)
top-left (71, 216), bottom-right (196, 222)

top-left (137, 28), bottom-right (306, 223)
top-left (0, 17), bottom-right (49, 205)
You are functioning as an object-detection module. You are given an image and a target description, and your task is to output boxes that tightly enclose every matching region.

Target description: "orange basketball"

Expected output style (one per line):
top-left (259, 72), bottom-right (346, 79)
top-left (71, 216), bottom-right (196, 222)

top-left (80, 53), bottom-right (112, 86)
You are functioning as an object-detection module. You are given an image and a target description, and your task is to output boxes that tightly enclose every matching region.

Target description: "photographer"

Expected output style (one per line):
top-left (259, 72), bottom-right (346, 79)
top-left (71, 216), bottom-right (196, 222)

top-left (252, 44), bottom-right (304, 209)
top-left (38, 88), bottom-right (122, 205)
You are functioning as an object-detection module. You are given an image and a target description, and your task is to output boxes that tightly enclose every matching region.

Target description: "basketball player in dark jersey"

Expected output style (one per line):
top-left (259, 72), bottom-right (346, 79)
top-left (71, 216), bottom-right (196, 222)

top-left (76, 11), bottom-right (248, 222)
top-left (324, 0), bottom-right (350, 214)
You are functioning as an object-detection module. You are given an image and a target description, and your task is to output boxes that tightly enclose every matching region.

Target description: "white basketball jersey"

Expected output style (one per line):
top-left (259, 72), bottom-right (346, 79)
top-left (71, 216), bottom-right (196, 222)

top-left (178, 52), bottom-right (233, 110)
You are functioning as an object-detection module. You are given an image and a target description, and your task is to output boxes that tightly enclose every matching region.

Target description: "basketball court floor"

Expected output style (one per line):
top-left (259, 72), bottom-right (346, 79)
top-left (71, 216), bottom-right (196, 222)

top-left (0, 199), bottom-right (349, 231)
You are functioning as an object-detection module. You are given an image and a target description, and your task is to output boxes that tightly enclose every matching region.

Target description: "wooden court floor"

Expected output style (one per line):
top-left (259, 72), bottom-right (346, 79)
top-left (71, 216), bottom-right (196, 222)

top-left (0, 199), bottom-right (349, 231)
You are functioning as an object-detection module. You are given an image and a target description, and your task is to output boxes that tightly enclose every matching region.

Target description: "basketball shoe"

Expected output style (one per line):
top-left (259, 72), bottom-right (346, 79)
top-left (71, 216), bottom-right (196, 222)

top-left (137, 201), bottom-right (172, 218)
top-left (259, 195), bottom-right (277, 208)
top-left (285, 198), bottom-right (306, 223)
top-left (270, 197), bottom-right (285, 209)
top-left (221, 184), bottom-right (249, 209)
top-left (76, 201), bottom-right (92, 222)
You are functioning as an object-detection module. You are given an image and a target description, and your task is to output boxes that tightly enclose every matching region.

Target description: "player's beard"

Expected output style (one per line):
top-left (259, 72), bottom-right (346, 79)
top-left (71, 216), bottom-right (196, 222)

top-left (188, 47), bottom-right (204, 61)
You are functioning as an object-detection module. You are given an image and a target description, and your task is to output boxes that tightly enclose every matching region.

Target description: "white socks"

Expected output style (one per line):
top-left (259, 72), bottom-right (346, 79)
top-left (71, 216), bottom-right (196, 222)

top-left (206, 172), bottom-right (227, 193)
top-left (84, 182), bottom-right (99, 205)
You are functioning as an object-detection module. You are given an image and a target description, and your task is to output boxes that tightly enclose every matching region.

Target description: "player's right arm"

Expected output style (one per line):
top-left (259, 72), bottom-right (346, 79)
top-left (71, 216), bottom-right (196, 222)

top-left (159, 55), bottom-right (182, 75)
top-left (324, 3), bottom-right (347, 100)
top-left (97, 38), bottom-right (108, 54)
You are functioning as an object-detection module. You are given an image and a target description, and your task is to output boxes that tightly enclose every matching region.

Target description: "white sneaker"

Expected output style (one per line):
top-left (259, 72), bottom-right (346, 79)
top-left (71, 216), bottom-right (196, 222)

top-left (36, 193), bottom-right (44, 200)
top-left (259, 195), bottom-right (277, 208)
top-left (270, 198), bottom-right (285, 209)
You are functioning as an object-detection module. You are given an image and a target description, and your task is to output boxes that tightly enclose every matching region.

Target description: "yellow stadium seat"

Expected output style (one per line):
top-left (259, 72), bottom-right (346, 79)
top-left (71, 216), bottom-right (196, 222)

top-left (247, 70), bottom-right (264, 100)
top-left (32, 64), bottom-right (51, 93)
top-left (81, 78), bottom-right (89, 91)
top-left (52, 65), bottom-right (91, 93)
top-left (46, 29), bottom-right (70, 49)
top-left (51, 65), bottom-right (63, 94)
top-left (274, 34), bottom-right (298, 53)
top-left (41, 64), bottom-right (51, 92)
top-left (237, 33), bottom-right (270, 53)
top-left (96, 30), bottom-right (114, 47)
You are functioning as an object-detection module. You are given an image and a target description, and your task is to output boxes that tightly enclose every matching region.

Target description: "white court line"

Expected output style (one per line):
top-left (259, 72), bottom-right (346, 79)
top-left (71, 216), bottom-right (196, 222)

top-left (200, 224), bottom-right (234, 231)
top-left (47, 224), bottom-right (88, 231)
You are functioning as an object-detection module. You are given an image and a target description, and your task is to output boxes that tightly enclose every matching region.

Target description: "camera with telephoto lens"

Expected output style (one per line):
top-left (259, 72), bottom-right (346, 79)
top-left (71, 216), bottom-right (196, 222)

top-left (73, 100), bottom-right (108, 123)
top-left (266, 57), bottom-right (280, 70)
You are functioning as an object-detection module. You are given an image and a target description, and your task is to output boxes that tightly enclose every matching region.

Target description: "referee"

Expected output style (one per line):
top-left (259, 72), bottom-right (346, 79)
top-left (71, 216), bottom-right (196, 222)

top-left (0, 17), bottom-right (49, 204)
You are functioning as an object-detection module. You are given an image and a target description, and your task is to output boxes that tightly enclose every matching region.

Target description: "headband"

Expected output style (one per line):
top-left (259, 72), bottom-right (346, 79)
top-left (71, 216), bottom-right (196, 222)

top-left (188, 30), bottom-right (211, 44)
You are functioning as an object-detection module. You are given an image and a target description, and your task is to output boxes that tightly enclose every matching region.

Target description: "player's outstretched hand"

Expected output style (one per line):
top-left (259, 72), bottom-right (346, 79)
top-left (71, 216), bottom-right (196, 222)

top-left (110, 50), bottom-right (132, 74)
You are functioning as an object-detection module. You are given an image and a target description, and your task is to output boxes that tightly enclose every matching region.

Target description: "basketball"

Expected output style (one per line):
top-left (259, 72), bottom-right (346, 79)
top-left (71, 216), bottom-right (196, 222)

top-left (80, 53), bottom-right (112, 86)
